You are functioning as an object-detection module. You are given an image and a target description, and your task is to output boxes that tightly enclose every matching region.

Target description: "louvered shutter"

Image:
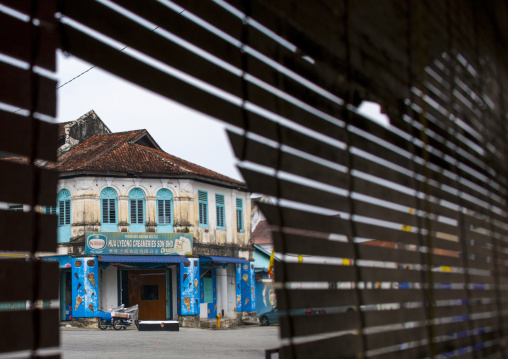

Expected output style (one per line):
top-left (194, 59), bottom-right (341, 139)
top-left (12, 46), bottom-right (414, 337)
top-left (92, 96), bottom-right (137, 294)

top-left (198, 191), bottom-right (208, 226)
top-left (236, 198), bottom-right (243, 232)
top-left (216, 194), bottom-right (225, 229)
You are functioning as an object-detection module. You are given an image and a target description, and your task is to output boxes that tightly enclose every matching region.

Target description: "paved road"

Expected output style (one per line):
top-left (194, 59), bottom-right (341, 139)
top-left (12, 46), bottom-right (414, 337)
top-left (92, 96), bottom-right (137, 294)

top-left (59, 325), bottom-right (281, 359)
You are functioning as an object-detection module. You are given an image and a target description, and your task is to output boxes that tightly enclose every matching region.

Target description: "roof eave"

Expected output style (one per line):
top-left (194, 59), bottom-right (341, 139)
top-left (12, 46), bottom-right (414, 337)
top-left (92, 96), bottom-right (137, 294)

top-left (58, 171), bottom-right (248, 190)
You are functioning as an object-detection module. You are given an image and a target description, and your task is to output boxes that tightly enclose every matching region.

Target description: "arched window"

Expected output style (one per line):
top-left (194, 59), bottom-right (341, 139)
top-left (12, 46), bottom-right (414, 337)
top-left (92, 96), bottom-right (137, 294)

top-left (157, 188), bottom-right (173, 233)
top-left (129, 188), bottom-right (145, 232)
top-left (57, 189), bottom-right (71, 243)
top-left (101, 187), bottom-right (118, 232)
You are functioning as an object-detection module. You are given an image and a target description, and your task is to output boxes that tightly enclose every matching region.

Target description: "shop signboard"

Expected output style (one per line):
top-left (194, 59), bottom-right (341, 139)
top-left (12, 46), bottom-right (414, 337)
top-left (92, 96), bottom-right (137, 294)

top-left (85, 232), bottom-right (193, 256)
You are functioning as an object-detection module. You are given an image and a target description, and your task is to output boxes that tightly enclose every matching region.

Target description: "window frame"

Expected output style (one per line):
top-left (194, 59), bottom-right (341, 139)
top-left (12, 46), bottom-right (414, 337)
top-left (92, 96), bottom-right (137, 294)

top-left (215, 193), bottom-right (225, 230)
top-left (129, 188), bottom-right (146, 231)
top-left (236, 198), bottom-right (244, 232)
top-left (101, 187), bottom-right (118, 225)
top-left (57, 189), bottom-right (71, 227)
top-left (157, 188), bottom-right (173, 226)
top-left (198, 190), bottom-right (208, 228)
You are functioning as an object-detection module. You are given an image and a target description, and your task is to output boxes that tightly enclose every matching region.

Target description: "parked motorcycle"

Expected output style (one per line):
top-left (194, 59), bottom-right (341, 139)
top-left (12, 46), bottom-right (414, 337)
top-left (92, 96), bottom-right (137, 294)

top-left (98, 304), bottom-right (139, 330)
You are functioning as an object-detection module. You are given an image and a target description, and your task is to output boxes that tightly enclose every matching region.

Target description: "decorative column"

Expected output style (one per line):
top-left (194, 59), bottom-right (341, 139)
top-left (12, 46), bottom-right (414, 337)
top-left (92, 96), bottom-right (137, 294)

top-left (241, 262), bottom-right (255, 312)
top-left (145, 196), bottom-right (157, 232)
top-left (236, 263), bottom-right (242, 312)
top-left (177, 258), bottom-right (200, 315)
top-left (71, 257), bottom-right (99, 319)
top-left (117, 195), bottom-right (129, 232)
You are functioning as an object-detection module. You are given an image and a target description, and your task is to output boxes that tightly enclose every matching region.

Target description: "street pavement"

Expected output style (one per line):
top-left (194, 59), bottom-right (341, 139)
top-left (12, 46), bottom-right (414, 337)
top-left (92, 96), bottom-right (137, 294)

top-left (58, 325), bottom-right (281, 359)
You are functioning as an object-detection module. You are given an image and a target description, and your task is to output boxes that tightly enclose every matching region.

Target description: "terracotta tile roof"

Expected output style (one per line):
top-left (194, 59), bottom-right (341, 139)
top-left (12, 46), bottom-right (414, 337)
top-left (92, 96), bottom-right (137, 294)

top-left (46, 129), bottom-right (244, 187)
top-left (252, 220), bottom-right (272, 245)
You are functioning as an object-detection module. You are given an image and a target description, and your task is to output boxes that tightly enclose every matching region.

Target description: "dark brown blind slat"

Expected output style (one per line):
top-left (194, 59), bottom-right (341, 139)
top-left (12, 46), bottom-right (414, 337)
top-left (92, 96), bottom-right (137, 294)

top-left (0, 210), bottom-right (57, 252)
top-left (0, 110), bottom-right (58, 161)
top-left (0, 11), bottom-right (56, 71)
top-left (50, 0), bottom-right (508, 357)
top-left (0, 309), bottom-right (59, 352)
top-left (0, 61), bottom-right (56, 117)
top-left (0, 0), bottom-right (59, 356)
top-left (0, 161), bottom-right (58, 206)
top-left (0, 261), bottom-right (59, 301)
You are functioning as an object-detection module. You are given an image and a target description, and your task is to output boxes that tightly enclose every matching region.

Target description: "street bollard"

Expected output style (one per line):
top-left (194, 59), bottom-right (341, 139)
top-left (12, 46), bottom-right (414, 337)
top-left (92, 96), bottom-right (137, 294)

top-left (216, 314), bottom-right (221, 329)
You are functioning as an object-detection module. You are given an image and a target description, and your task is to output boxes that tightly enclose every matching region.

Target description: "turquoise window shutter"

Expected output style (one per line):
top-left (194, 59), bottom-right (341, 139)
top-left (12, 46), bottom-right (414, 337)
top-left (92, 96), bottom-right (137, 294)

top-left (198, 190), bottom-right (208, 228)
top-left (157, 189), bottom-right (173, 233)
top-left (57, 189), bottom-right (72, 243)
top-left (101, 187), bottom-right (118, 231)
top-left (236, 198), bottom-right (244, 232)
top-left (44, 205), bottom-right (57, 215)
top-left (215, 194), bottom-right (225, 230)
top-left (129, 188), bottom-right (146, 232)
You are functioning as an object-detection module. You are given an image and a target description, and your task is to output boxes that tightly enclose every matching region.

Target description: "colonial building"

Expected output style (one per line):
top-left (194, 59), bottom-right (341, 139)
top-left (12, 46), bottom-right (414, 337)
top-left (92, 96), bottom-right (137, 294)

top-left (37, 110), bottom-right (254, 327)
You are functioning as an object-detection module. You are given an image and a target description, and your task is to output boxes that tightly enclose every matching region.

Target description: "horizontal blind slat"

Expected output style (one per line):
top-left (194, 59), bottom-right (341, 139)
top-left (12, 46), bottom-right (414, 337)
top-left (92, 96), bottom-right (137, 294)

top-left (0, 11), bottom-right (56, 71)
top-left (0, 210), bottom-right (57, 252)
top-left (0, 261), bottom-right (58, 301)
top-left (0, 61), bottom-right (56, 117)
top-left (0, 308), bottom-right (59, 353)
top-left (0, 111), bottom-right (58, 161)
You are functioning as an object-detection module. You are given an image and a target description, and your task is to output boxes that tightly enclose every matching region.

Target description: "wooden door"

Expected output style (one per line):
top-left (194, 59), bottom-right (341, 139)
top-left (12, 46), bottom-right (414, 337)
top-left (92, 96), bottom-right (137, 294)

top-left (128, 270), bottom-right (167, 320)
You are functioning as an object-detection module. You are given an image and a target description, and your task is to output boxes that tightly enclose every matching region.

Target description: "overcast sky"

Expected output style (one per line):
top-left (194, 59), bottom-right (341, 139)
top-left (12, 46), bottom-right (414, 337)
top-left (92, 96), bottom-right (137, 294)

top-left (56, 51), bottom-right (241, 181)
top-left (56, 51), bottom-right (388, 184)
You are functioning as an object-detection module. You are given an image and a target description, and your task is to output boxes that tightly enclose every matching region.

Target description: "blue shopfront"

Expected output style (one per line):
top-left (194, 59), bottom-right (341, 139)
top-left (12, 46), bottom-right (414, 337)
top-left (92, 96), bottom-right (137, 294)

top-left (43, 232), bottom-right (256, 324)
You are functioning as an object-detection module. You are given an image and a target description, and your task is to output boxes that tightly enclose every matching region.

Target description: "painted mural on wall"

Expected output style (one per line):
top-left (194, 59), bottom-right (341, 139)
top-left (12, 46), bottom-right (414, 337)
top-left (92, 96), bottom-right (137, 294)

top-left (85, 232), bottom-right (193, 256)
top-left (241, 263), bottom-right (256, 312)
top-left (178, 258), bottom-right (199, 315)
top-left (71, 257), bottom-right (99, 318)
top-left (255, 281), bottom-right (277, 315)
top-left (236, 263), bottom-right (242, 312)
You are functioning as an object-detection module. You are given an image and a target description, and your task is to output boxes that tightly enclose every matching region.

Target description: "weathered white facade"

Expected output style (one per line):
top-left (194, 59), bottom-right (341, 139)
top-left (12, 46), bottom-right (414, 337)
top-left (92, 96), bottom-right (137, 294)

top-left (56, 177), bottom-right (251, 258)
top-left (38, 111), bottom-right (255, 328)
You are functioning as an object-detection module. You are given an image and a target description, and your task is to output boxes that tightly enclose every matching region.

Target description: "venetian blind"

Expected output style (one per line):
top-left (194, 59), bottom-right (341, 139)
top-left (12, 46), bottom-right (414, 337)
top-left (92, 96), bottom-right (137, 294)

top-left (51, 0), bottom-right (508, 358)
top-left (0, 0), bottom-right (59, 357)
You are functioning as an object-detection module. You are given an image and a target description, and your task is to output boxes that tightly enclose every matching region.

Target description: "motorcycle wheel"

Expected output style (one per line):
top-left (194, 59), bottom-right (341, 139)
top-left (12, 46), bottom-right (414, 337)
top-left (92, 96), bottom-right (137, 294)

top-left (98, 318), bottom-right (108, 330)
top-left (112, 319), bottom-right (124, 330)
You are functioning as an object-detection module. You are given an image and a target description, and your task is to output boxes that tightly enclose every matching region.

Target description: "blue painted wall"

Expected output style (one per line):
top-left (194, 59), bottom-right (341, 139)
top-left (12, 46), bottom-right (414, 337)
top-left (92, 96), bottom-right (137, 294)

top-left (57, 226), bottom-right (72, 244)
top-left (255, 281), bottom-right (277, 315)
top-left (178, 258), bottom-right (199, 315)
top-left (71, 257), bottom-right (99, 318)
top-left (253, 248), bottom-right (271, 272)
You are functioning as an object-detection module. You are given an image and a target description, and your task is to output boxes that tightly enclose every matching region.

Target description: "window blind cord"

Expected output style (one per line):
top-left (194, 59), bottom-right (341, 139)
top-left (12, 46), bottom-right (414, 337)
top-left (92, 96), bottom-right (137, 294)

top-left (343, 1), bottom-right (367, 355)
top-left (239, 3), bottom-right (250, 163)
top-left (446, 2), bottom-right (476, 355)
top-left (27, 0), bottom-right (43, 356)
top-left (271, 23), bottom-right (296, 356)
top-left (494, 32), bottom-right (508, 357)
top-left (472, 2), bottom-right (505, 352)
top-left (404, 1), bottom-right (433, 355)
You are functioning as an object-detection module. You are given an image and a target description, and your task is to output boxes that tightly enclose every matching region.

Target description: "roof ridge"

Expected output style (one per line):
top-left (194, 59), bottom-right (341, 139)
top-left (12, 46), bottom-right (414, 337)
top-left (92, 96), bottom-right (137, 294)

top-left (69, 130), bottom-right (145, 170)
